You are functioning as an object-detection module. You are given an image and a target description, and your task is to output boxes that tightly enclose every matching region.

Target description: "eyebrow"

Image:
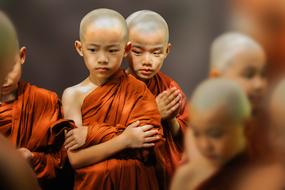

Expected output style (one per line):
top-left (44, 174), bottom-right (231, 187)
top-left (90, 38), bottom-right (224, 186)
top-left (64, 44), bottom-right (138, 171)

top-left (132, 45), bottom-right (164, 51)
top-left (87, 43), bottom-right (121, 48)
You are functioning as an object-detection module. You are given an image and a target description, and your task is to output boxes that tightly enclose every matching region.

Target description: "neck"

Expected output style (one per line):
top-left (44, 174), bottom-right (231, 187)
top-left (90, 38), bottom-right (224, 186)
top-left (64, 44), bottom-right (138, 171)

top-left (88, 74), bottom-right (107, 86)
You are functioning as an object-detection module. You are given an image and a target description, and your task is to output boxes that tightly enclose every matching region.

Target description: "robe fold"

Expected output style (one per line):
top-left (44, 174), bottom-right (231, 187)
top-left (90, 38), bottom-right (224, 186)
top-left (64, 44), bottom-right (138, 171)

top-left (75, 69), bottom-right (163, 190)
top-left (144, 71), bottom-right (189, 188)
top-left (0, 81), bottom-right (74, 189)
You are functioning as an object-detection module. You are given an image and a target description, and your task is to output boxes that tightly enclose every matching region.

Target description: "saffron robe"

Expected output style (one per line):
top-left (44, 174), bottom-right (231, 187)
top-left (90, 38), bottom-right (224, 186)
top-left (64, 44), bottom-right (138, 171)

top-left (144, 71), bottom-right (189, 188)
top-left (74, 69), bottom-right (163, 190)
top-left (0, 81), bottom-right (73, 189)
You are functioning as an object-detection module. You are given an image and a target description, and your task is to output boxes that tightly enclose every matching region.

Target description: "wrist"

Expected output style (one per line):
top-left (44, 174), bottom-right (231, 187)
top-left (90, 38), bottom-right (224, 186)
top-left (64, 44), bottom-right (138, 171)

top-left (118, 132), bottom-right (130, 149)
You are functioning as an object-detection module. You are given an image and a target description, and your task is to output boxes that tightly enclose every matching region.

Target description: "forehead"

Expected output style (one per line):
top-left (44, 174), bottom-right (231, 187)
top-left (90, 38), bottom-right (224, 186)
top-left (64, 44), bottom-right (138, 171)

top-left (83, 23), bottom-right (125, 44)
top-left (191, 106), bottom-right (239, 131)
top-left (129, 27), bottom-right (167, 47)
top-left (226, 47), bottom-right (266, 70)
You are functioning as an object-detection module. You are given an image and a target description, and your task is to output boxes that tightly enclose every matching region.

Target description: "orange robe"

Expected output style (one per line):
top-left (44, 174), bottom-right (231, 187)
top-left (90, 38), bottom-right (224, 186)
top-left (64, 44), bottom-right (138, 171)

top-left (144, 71), bottom-right (189, 187)
top-left (74, 69), bottom-right (163, 190)
top-left (197, 151), bottom-right (250, 190)
top-left (0, 81), bottom-right (73, 189)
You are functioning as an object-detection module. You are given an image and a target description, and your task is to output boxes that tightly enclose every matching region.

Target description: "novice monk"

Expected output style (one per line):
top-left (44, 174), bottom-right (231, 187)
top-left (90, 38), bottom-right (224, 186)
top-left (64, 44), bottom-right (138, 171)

top-left (171, 79), bottom-right (251, 190)
top-left (62, 8), bottom-right (163, 190)
top-left (209, 32), bottom-right (268, 156)
top-left (126, 10), bottom-right (189, 188)
top-left (0, 13), bottom-right (72, 190)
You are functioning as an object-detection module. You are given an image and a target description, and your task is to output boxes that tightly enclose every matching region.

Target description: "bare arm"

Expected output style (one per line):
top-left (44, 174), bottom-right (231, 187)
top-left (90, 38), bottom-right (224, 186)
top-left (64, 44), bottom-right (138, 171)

top-left (68, 123), bottom-right (159, 169)
top-left (62, 87), bottom-right (83, 126)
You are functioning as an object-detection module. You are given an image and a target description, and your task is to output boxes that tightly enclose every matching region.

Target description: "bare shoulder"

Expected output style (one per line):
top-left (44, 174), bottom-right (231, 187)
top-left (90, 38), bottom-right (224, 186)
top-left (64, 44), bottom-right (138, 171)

top-left (62, 79), bottom-right (98, 106)
top-left (62, 84), bottom-right (81, 101)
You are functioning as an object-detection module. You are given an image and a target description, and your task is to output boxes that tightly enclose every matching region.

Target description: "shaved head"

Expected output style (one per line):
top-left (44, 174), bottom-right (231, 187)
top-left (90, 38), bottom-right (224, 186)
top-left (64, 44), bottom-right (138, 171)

top-left (191, 78), bottom-right (251, 122)
top-left (210, 32), bottom-right (264, 72)
top-left (126, 10), bottom-right (169, 43)
top-left (0, 11), bottom-right (19, 86)
top-left (79, 8), bottom-right (128, 42)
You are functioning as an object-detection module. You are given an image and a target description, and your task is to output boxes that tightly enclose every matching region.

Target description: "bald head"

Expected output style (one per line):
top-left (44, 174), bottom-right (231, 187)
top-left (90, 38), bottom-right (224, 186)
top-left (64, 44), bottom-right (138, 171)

top-left (126, 10), bottom-right (169, 43)
top-left (0, 11), bottom-right (19, 86)
top-left (79, 8), bottom-right (128, 42)
top-left (191, 78), bottom-right (251, 122)
top-left (210, 32), bottom-right (264, 72)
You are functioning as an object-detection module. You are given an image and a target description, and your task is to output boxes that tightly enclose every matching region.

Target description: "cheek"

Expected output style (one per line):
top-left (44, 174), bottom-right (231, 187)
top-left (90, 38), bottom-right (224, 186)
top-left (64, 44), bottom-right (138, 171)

top-left (212, 137), bottom-right (233, 157)
top-left (152, 57), bottom-right (164, 71)
top-left (232, 77), bottom-right (252, 95)
top-left (129, 56), bottom-right (141, 69)
top-left (110, 54), bottom-right (123, 68)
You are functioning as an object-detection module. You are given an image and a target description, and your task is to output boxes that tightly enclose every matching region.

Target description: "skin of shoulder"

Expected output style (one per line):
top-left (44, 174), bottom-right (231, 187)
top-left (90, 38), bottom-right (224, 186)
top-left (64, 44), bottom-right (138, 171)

top-left (62, 79), bottom-right (97, 125)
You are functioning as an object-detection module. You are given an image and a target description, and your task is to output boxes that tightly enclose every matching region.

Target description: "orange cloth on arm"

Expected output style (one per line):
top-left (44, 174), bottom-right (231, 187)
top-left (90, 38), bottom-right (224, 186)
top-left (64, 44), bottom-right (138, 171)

top-left (74, 69), bottom-right (163, 190)
top-left (145, 72), bottom-right (189, 178)
top-left (0, 81), bottom-right (74, 187)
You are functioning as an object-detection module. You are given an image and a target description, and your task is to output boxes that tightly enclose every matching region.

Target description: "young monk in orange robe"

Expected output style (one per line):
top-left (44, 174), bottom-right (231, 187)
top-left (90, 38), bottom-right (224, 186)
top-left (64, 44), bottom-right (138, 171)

top-left (62, 8), bottom-right (163, 190)
top-left (171, 79), bottom-right (252, 190)
top-left (0, 13), bottom-right (73, 190)
top-left (126, 10), bottom-right (189, 189)
top-left (209, 32), bottom-right (268, 157)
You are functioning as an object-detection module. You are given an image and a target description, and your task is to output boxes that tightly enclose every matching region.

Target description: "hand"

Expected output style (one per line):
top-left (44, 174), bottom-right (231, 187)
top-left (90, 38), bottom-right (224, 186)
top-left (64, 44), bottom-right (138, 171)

top-left (18, 147), bottom-right (33, 161)
top-left (64, 126), bottom-right (88, 151)
top-left (122, 121), bottom-right (161, 148)
top-left (156, 87), bottom-right (182, 120)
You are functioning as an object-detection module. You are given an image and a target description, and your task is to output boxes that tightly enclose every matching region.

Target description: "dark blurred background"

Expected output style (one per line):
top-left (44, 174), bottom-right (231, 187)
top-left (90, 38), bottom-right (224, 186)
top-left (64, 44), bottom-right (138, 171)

top-left (1, 0), bottom-right (229, 97)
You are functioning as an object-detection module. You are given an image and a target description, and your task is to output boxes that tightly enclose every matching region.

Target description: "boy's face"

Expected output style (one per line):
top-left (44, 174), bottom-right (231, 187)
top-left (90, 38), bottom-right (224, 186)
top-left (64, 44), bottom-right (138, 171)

top-left (128, 29), bottom-right (170, 81)
top-left (191, 106), bottom-right (245, 167)
top-left (76, 24), bottom-right (128, 83)
top-left (222, 48), bottom-right (267, 112)
top-left (1, 47), bottom-right (26, 96)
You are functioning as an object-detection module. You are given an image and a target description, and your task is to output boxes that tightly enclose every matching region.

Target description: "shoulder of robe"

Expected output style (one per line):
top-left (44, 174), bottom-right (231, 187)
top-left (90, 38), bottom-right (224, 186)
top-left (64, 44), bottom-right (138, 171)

top-left (157, 71), bottom-right (186, 93)
top-left (28, 83), bottom-right (59, 103)
top-left (125, 74), bottom-right (149, 93)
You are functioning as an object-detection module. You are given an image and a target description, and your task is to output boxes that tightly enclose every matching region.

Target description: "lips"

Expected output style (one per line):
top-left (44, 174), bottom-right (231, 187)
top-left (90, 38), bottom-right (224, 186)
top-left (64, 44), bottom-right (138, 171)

top-left (95, 67), bottom-right (110, 72)
top-left (139, 68), bottom-right (153, 76)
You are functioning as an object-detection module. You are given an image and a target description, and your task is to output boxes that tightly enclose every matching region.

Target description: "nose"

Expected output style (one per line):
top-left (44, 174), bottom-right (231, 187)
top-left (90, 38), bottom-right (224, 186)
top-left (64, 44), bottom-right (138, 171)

top-left (198, 137), bottom-right (214, 155)
top-left (253, 76), bottom-right (267, 93)
top-left (142, 53), bottom-right (152, 67)
top-left (97, 52), bottom-right (108, 64)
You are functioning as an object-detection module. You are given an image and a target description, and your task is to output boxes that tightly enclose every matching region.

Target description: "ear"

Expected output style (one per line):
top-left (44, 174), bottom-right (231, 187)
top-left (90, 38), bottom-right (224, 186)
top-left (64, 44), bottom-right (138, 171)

top-left (124, 41), bottom-right (132, 57)
top-left (19, 46), bottom-right (27, 65)
top-left (209, 69), bottom-right (221, 78)
top-left (75, 40), bottom-right (83, 56)
top-left (166, 43), bottom-right (172, 55)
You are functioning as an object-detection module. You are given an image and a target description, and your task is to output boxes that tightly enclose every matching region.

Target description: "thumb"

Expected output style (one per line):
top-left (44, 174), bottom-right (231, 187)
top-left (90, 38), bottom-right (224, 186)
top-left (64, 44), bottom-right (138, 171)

top-left (129, 120), bottom-right (140, 128)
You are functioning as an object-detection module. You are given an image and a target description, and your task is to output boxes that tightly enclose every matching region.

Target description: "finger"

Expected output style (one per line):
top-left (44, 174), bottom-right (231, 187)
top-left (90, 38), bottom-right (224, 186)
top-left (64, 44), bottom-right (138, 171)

top-left (165, 89), bottom-right (180, 104)
top-left (157, 91), bottom-right (168, 102)
top-left (64, 136), bottom-right (75, 146)
top-left (65, 140), bottom-right (78, 150)
top-left (169, 101), bottom-right (180, 113)
top-left (143, 129), bottom-right (159, 137)
top-left (65, 130), bottom-right (74, 138)
top-left (142, 143), bottom-right (155, 148)
top-left (68, 144), bottom-right (80, 151)
top-left (128, 120), bottom-right (140, 128)
top-left (141, 125), bottom-right (154, 132)
top-left (144, 136), bottom-right (161, 143)
top-left (166, 94), bottom-right (181, 109)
